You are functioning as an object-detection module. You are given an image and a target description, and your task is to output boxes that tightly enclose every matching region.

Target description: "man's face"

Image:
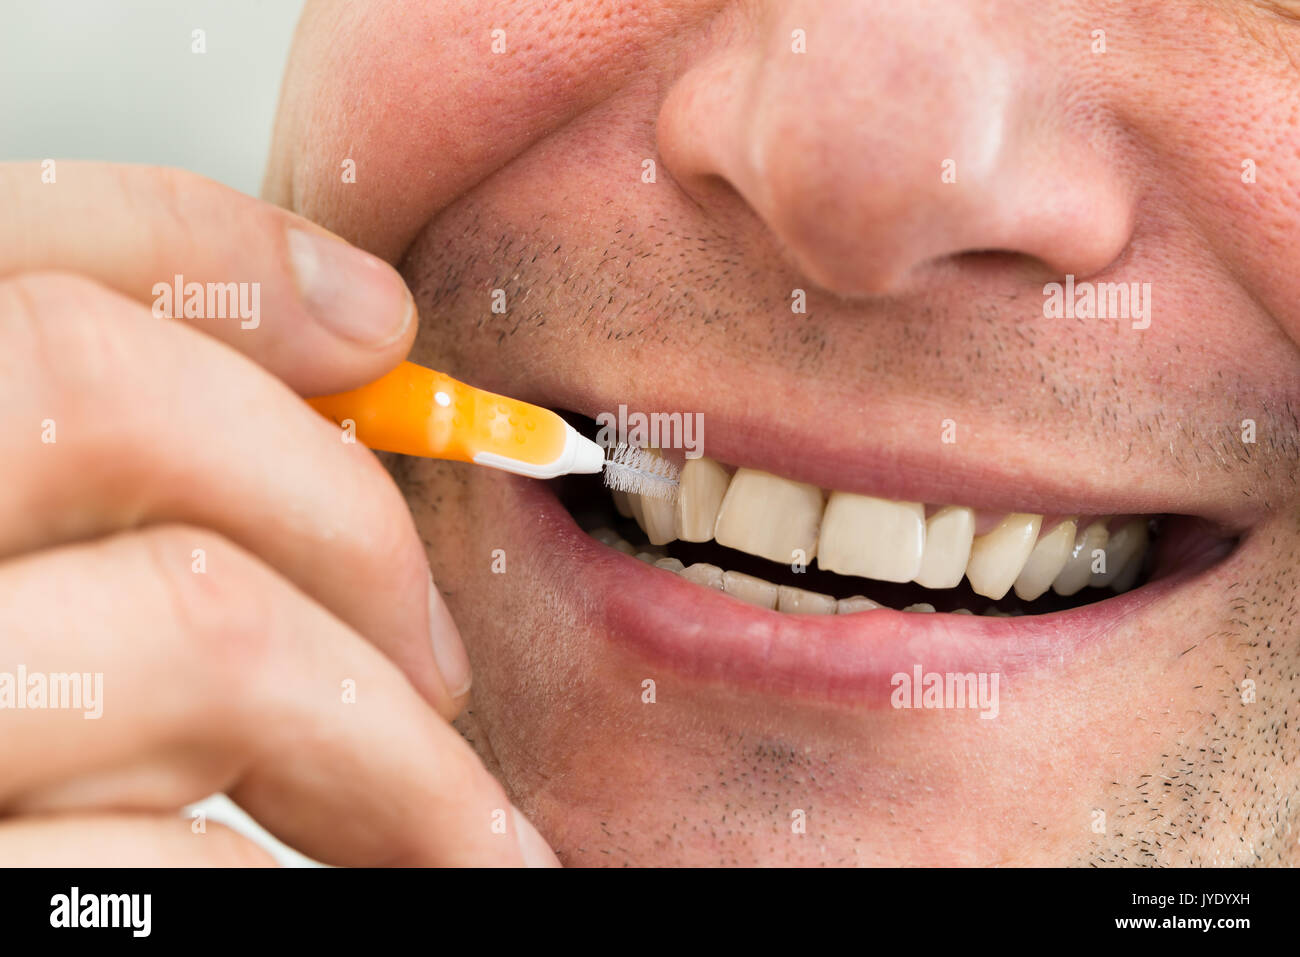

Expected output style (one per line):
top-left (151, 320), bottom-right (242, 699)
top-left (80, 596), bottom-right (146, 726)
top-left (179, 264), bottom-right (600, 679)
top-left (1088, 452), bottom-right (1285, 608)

top-left (266, 0), bottom-right (1300, 865)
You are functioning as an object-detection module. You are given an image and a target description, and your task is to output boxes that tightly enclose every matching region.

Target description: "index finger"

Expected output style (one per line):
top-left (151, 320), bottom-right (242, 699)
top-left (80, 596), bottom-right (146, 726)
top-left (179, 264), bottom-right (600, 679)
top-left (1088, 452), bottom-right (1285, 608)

top-left (1, 161), bottom-right (414, 396)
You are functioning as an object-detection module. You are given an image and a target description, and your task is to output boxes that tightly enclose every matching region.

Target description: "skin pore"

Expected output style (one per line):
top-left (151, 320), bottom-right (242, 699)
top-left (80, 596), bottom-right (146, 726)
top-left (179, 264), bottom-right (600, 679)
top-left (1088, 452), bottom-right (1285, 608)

top-left (266, 0), bottom-right (1300, 864)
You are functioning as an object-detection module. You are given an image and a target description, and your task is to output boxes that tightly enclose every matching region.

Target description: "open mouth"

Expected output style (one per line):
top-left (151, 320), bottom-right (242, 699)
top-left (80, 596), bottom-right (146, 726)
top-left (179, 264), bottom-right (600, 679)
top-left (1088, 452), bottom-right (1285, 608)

top-left (498, 405), bottom-right (1248, 701)
top-left (557, 426), bottom-right (1234, 621)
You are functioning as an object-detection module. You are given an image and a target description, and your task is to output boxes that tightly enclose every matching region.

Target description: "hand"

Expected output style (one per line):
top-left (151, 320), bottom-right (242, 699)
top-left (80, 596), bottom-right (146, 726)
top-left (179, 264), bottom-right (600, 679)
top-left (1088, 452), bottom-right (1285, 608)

top-left (0, 162), bottom-right (558, 866)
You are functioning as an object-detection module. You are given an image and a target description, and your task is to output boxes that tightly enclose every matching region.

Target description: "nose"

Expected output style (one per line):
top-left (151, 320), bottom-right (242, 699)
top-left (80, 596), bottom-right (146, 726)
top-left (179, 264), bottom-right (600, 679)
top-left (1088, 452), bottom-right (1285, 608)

top-left (656, 0), bottom-right (1135, 297)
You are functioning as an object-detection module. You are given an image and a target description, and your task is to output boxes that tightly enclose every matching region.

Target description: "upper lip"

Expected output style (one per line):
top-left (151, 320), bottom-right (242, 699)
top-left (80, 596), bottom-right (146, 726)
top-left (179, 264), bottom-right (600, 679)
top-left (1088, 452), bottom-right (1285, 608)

top-left (522, 380), bottom-right (1258, 532)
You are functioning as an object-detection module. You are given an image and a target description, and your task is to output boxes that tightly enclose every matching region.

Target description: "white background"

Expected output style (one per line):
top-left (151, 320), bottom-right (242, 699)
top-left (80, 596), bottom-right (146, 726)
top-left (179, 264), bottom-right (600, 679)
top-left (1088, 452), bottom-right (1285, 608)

top-left (1, 0), bottom-right (307, 195)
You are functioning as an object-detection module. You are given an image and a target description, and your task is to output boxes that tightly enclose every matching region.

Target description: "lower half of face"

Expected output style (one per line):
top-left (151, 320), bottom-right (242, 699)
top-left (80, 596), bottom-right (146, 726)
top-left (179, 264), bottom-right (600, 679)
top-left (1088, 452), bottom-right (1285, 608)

top-left (406, 448), bottom-right (1296, 865)
top-left (273, 0), bottom-right (1300, 865)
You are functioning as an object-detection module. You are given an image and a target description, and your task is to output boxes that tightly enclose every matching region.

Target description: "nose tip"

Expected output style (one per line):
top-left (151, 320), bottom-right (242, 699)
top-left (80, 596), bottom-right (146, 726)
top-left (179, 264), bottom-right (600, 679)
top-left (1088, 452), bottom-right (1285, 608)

top-left (764, 154), bottom-right (1135, 298)
top-left (656, 6), bottom-right (1136, 299)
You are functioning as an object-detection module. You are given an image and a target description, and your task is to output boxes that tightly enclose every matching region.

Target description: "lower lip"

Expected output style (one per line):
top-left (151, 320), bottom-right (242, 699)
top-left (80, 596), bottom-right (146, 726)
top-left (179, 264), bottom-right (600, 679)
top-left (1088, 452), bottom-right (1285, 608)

top-left (515, 476), bottom-right (1224, 705)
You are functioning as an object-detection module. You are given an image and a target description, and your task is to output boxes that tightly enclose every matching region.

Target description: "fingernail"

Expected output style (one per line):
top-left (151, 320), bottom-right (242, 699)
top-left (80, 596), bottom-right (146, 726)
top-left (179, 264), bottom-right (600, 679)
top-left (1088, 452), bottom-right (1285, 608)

top-left (512, 806), bottom-right (561, 868)
top-left (428, 574), bottom-right (472, 698)
top-left (286, 227), bottom-right (414, 347)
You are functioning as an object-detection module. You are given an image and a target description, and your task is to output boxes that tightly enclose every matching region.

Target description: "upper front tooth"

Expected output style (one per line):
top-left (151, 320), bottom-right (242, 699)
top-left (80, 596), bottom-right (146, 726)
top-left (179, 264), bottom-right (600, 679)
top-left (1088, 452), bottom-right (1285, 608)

top-left (965, 513), bottom-right (1042, 599)
top-left (1051, 518), bottom-right (1110, 596)
top-left (675, 456), bottom-right (731, 542)
top-left (1090, 517), bottom-right (1148, 587)
top-left (817, 493), bottom-right (925, 583)
top-left (713, 468), bottom-right (824, 565)
top-left (1012, 518), bottom-right (1077, 601)
top-left (913, 506), bottom-right (975, 589)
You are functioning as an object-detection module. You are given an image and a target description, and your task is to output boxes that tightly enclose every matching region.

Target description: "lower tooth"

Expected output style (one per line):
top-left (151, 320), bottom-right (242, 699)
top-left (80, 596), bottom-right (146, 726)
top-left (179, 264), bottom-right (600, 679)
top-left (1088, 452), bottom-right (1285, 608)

top-left (591, 527), bottom-right (638, 555)
top-left (902, 603), bottom-right (936, 613)
top-left (836, 595), bottom-right (882, 614)
top-left (654, 557), bottom-right (686, 573)
top-left (1012, 519), bottom-right (1077, 601)
top-left (1090, 518), bottom-right (1147, 587)
top-left (680, 562), bottom-right (725, 590)
top-left (1052, 518), bottom-right (1111, 596)
top-left (776, 585), bottom-right (837, 614)
top-left (965, 513), bottom-right (1042, 600)
top-left (635, 551), bottom-right (660, 564)
top-left (722, 570), bottom-right (778, 609)
top-left (951, 608), bottom-right (974, 615)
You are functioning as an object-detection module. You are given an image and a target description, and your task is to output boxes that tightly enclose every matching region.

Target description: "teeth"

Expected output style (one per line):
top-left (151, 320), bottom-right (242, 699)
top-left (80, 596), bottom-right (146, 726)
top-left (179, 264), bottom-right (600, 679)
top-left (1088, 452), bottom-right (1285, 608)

top-left (626, 450), bottom-right (678, 545)
top-left (680, 562), bottom-right (724, 590)
top-left (836, 595), bottom-right (882, 614)
top-left (675, 456), bottom-right (732, 542)
top-left (951, 608), bottom-right (974, 615)
top-left (1012, 519), bottom-right (1077, 601)
top-left (1090, 518), bottom-right (1148, 588)
top-left (1109, 547), bottom-right (1145, 592)
top-left (590, 526), bottom-right (639, 555)
top-left (590, 527), bottom-right (621, 546)
top-left (777, 585), bottom-right (837, 614)
top-left (1052, 518), bottom-right (1111, 596)
top-left (598, 461), bottom-right (1159, 614)
top-left (713, 469), bottom-right (824, 565)
top-left (612, 490), bottom-right (635, 519)
top-left (722, 570), bottom-right (779, 609)
top-left (965, 513), bottom-right (1043, 600)
top-left (817, 493), bottom-right (925, 583)
top-left (914, 505), bottom-right (975, 589)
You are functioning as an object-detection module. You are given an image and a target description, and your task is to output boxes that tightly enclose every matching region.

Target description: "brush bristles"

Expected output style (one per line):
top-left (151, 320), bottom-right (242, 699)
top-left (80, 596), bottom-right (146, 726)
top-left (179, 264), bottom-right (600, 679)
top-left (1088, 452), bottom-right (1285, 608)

top-left (602, 444), bottom-right (680, 502)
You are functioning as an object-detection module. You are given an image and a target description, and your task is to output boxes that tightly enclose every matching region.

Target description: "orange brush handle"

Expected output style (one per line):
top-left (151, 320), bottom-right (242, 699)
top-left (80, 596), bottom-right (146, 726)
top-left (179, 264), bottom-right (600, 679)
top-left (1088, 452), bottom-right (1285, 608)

top-left (307, 361), bottom-right (569, 466)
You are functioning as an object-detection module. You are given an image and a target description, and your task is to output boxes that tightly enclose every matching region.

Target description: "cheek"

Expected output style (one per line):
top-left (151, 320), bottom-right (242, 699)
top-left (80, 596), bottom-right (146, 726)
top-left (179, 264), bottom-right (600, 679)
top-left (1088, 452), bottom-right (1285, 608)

top-left (280, 0), bottom-right (720, 261)
top-left (1114, 8), bottom-right (1300, 348)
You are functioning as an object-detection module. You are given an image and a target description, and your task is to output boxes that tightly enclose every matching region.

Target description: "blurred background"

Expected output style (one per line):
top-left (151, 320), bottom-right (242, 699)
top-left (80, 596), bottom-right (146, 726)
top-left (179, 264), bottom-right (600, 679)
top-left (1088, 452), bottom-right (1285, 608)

top-left (0, 0), bottom-right (306, 195)
top-left (1, 0), bottom-right (315, 865)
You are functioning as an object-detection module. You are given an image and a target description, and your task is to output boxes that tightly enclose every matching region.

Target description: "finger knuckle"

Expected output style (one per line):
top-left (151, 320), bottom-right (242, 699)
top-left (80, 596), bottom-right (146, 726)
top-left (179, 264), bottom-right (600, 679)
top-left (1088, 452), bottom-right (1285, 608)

top-left (133, 525), bottom-right (277, 690)
top-left (0, 271), bottom-right (139, 411)
top-left (352, 460), bottom-right (431, 596)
